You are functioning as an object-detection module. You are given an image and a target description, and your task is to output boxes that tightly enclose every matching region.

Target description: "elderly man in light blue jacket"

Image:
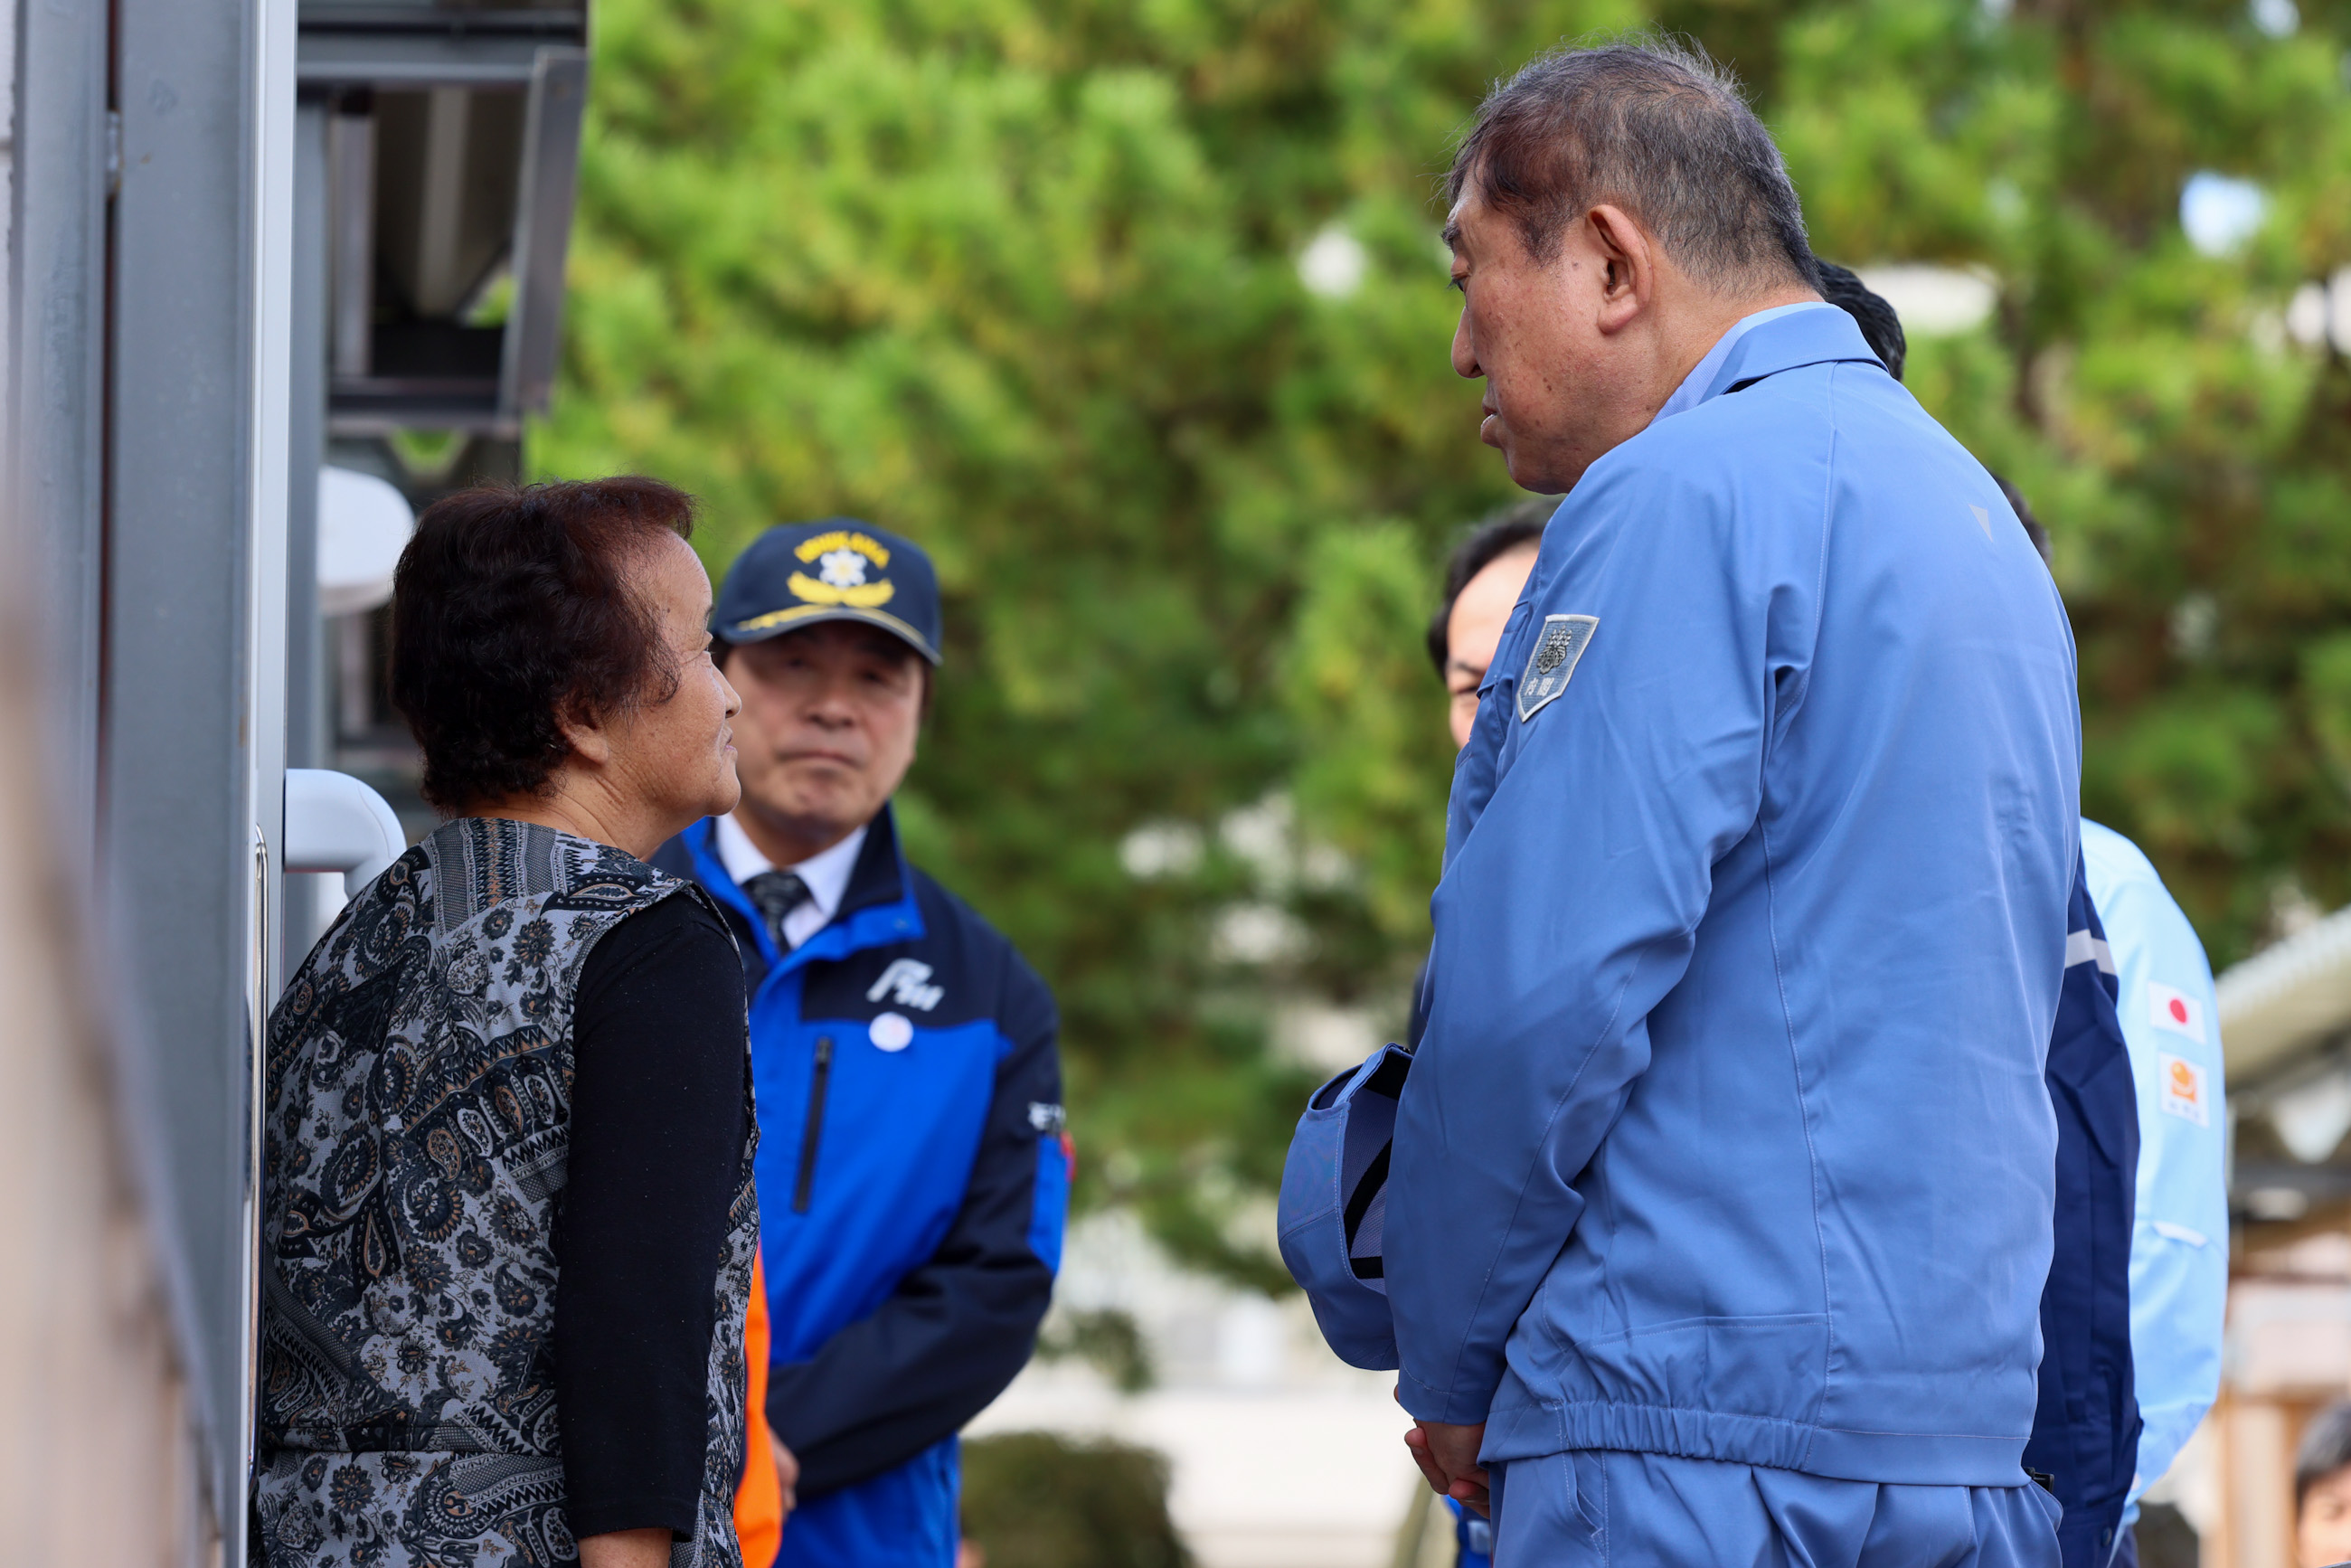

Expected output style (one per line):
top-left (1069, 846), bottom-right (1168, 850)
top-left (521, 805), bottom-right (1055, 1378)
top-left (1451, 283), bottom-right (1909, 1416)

top-left (1393, 41), bottom-right (2079, 1566)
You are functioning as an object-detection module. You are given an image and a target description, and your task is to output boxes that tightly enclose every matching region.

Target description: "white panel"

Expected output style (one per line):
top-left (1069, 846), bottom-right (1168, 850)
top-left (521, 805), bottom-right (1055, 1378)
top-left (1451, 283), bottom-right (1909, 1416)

top-left (317, 464), bottom-right (416, 615)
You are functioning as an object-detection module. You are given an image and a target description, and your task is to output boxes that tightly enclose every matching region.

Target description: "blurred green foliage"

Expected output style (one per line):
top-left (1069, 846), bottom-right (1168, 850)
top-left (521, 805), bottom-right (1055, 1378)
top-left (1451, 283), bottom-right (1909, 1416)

top-left (541, 0), bottom-right (2351, 1282)
top-left (1751, 0), bottom-right (2351, 965)
top-left (961, 1431), bottom-right (1190, 1568)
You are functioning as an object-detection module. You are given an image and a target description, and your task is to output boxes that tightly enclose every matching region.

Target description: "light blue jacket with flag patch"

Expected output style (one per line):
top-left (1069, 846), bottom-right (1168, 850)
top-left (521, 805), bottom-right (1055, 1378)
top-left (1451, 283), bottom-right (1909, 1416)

top-left (1391, 305), bottom-right (2082, 1487)
top-left (2080, 818), bottom-right (2225, 1516)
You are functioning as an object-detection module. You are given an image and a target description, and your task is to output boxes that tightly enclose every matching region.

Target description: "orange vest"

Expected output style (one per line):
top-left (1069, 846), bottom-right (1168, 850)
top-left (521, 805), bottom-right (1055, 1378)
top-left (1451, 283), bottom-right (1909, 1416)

top-left (734, 1251), bottom-right (784, 1568)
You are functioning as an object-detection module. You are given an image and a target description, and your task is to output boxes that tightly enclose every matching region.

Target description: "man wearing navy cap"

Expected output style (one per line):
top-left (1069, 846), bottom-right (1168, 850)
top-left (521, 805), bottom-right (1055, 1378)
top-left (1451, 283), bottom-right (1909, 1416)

top-left (653, 520), bottom-right (1068, 1568)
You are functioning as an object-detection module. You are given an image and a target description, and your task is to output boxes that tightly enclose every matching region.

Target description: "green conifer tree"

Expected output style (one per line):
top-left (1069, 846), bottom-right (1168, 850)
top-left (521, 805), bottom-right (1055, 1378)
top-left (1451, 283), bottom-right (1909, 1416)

top-left (542, 0), bottom-right (2351, 1280)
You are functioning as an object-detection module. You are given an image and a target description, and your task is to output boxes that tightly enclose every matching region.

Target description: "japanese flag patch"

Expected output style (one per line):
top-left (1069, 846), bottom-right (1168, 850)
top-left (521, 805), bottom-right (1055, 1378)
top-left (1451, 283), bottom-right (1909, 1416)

top-left (1517, 615), bottom-right (1599, 722)
top-left (2158, 1053), bottom-right (2209, 1127)
top-left (2147, 981), bottom-right (2207, 1045)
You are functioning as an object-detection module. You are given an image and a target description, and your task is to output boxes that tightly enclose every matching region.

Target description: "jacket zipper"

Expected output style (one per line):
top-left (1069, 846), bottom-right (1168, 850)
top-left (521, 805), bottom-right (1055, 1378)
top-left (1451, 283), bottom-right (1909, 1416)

top-left (793, 1035), bottom-right (834, 1214)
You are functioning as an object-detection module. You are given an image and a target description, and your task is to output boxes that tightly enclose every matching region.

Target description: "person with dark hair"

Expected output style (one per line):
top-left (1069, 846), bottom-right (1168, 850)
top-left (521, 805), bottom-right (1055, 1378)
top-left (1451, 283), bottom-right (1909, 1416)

top-left (1428, 500), bottom-right (1552, 749)
top-left (1814, 267), bottom-right (2148, 1568)
top-left (1823, 264), bottom-right (2227, 1568)
top-left (252, 478), bottom-right (762, 1568)
top-left (649, 521), bottom-right (1065, 1568)
top-left (1418, 504), bottom-right (1553, 1568)
top-left (1815, 260), bottom-right (1906, 381)
top-left (2300, 1403), bottom-right (2351, 1567)
top-left (1374, 37), bottom-right (2078, 1566)
top-left (1405, 499), bottom-right (1550, 1055)
top-left (1813, 263), bottom-right (2054, 576)
top-left (1355, 496), bottom-right (1565, 1568)
top-left (2003, 469), bottom-right (2224, 1568)
top-left (1999, 476), bottom-right (2056, 566)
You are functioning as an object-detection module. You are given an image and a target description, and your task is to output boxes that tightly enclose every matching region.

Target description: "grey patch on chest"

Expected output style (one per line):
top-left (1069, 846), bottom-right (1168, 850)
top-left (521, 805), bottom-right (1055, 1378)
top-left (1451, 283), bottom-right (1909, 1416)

top-left (1516, 614), bottom-right (1599, 722)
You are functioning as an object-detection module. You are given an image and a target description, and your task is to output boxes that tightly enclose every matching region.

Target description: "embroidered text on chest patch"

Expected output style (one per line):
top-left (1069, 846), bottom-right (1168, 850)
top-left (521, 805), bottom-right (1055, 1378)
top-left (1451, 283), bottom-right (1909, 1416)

top-left (1517, 614), bottom-right (1600, 722)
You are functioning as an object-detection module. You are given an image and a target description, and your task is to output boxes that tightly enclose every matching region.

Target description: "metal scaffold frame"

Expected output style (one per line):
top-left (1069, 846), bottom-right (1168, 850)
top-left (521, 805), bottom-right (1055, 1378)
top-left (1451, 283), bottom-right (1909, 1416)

top-left (4, 0), bottom-right (584, 1554)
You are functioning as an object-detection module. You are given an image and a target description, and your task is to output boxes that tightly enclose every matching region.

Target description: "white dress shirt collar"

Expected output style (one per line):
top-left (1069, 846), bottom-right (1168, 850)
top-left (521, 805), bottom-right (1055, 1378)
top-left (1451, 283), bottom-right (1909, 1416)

top-left (713, 814), bottom-right (869, 950)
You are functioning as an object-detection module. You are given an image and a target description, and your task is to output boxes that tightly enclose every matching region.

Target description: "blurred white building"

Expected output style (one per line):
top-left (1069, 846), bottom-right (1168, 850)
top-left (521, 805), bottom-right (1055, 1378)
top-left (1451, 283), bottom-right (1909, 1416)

top-left (971, 1211), bottom-right (1427, 1568)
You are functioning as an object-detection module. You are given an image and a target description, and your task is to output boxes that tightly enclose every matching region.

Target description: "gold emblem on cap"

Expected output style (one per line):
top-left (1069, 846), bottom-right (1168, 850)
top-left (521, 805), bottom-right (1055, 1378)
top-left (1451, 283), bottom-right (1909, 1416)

top-left (785, 529), bottom-right (895, 608)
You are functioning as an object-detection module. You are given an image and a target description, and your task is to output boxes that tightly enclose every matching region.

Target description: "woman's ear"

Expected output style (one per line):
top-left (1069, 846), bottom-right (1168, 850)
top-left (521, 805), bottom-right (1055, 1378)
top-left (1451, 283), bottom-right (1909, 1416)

top-left (558, 704), bottom-right (615, 769)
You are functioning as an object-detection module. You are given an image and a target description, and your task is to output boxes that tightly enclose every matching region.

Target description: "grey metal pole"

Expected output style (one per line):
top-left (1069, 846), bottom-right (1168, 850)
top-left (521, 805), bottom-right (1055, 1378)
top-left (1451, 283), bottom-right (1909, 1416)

top-left (288, 99), bottom-right (327, 777)
top-left (285, 97), bottom-right (328, 973)
top-left (327, 101), bottom-right (373, 383)
top-left (108, 0), bottom-right (295, 1544)
top-left (7, 0), bottom-right (109, 854)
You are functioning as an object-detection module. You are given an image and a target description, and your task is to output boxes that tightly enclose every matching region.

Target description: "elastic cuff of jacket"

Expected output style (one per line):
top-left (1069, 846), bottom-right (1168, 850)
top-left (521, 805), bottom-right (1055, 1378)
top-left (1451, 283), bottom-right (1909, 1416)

top-left (764, 1397), bottom-right (814, 1454)
top-left (763, 1426), bottom-right (845, 1489)
top-left (779, 1449), bottom-right (883, 1504)
top-left (1396, 1372), bottom-right (1500, 1427)
top-left (567, 1493), bottom-right (699, 1541)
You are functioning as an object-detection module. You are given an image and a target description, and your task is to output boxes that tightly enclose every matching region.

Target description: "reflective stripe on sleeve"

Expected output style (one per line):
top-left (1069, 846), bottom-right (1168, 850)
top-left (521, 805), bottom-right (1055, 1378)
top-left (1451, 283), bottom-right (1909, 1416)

top-left (2065, 929), bottom-right (2117, 974)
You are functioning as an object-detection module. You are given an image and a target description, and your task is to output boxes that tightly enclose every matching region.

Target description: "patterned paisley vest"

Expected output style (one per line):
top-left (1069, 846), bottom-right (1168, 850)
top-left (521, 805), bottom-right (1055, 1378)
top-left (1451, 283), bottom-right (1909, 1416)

top-left (252, 817), bottom-right (760, 1568)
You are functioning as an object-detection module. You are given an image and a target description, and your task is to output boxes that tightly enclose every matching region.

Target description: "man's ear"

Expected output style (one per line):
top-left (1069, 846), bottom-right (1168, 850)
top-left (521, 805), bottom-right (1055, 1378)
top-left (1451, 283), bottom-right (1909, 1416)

top-left (1584, 203), bottom-right (1656, 334)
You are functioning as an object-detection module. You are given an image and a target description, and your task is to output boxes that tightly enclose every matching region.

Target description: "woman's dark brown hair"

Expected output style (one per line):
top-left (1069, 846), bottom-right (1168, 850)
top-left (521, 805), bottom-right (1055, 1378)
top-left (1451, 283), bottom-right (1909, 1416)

top-left (390, 477), bottom-right (696, 810)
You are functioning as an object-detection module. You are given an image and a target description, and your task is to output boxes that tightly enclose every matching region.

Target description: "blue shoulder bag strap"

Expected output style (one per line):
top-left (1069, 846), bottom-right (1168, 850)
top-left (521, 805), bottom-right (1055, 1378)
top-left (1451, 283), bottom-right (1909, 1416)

top-left (2024, 856), bottom-right (2143, 1568)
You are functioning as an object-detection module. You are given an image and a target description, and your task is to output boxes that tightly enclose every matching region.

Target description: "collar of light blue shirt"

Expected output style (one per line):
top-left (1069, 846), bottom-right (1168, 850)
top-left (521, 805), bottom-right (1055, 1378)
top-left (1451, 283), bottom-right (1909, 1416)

top-left (1648, 300), bottom-right (1840, 429)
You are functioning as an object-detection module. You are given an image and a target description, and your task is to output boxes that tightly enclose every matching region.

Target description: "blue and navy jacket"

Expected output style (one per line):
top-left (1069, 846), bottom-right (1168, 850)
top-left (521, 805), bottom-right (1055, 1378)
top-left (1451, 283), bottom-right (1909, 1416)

top-left (653, 805), bottom-right (1067, 1568)
top-left (2029, 864), bottom-right (2141, 1567)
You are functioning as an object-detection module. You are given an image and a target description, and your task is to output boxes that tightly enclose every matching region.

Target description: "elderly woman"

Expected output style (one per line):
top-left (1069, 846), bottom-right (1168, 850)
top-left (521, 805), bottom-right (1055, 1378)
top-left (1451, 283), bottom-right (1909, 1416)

top-left (253, 477), bottom-right (758, 1568)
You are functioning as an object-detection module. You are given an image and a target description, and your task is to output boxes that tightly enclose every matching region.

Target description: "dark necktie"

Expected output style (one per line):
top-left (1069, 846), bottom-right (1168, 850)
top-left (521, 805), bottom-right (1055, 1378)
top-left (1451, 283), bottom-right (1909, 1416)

top-left (741, 870), bottom-right (810, 952)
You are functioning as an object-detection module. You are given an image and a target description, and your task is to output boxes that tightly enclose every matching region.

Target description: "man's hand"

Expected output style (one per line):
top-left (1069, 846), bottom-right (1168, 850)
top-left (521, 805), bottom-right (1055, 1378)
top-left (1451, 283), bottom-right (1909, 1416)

top-left (1406, 1420), bottom-right (1491, 1516)
top-left (1396, 1388), bottom-right (1491, 1518)
top-left (774, 1439), bottom-right (800, 1517)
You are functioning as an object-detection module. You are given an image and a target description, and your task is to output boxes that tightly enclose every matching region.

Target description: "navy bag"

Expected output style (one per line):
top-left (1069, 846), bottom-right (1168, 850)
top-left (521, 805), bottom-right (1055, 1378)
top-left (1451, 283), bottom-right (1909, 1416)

top-left (1279, 1044), bottom-right (1412, 1369)
top-left (2026, 859), bottom-right (2144, 1568)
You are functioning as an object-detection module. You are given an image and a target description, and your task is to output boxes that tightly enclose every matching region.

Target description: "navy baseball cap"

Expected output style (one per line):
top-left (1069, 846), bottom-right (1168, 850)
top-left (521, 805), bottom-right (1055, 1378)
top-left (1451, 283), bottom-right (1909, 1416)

top-left (713, 519), bottom-right (942, 665)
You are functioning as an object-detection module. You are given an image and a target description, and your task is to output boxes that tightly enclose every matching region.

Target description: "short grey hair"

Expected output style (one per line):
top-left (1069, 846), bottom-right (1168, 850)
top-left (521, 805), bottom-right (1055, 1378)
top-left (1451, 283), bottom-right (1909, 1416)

top-left (1445, 38), bottom-right (1819, 294)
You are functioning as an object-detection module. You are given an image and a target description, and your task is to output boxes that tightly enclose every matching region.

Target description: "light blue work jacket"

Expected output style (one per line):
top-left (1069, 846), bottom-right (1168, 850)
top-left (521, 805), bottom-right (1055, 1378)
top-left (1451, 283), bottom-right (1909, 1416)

top-left (1392, 306), bottom-right (2083, 1487)
top-left (2081, 819), bottom-right (2227, 1512)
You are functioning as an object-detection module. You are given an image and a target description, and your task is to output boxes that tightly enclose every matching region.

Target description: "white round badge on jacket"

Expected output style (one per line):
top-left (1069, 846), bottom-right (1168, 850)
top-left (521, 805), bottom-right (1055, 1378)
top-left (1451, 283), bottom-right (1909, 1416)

top-left (869, 1012), bottom-right (914, 1052)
